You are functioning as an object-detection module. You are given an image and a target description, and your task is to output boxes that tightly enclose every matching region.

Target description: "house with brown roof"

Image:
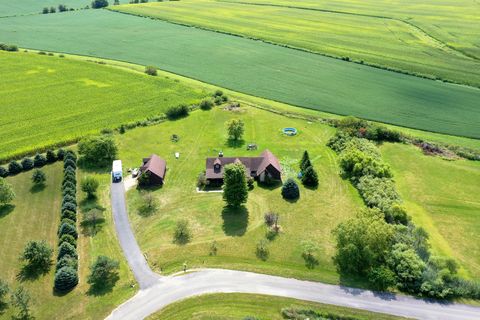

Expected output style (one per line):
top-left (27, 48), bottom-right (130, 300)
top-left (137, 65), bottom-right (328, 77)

top-left (205, 149), bottom-right (281, 185)
top-left (140, 154), bottom-right (167, 185)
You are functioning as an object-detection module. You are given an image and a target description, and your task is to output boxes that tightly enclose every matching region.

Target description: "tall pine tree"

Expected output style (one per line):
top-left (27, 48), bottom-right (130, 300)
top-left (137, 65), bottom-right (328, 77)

top-left (300, 151), bottom-right (311, 173)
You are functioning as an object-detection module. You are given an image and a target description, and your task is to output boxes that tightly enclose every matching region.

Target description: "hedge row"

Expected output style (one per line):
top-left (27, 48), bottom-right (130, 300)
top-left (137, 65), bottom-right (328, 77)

top-left (328, 132), bottom-right (480, 299)
top-left (0, 149), bottom-right (68, 178)
top-left (54, 151), bottom-right (79, 292)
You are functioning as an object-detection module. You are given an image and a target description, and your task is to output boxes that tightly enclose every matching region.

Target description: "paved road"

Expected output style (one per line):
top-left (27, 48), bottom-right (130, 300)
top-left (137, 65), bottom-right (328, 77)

top-left (111, 182), bottom-right (162, 289)
top-left (109, 183), bottom-right (480, 320)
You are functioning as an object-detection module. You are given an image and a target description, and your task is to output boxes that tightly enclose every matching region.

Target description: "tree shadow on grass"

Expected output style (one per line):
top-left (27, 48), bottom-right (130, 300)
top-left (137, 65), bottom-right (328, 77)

top-left (257, 180), bottom-right (282, 191)
top-left (225, 138), bottom-right (245, 149)
top-left (30, 183), bottom-right (46, 194)
top-left (86, 274), bottom-right (120, 297)
top-left (17, 263), bottom-right (51, 282)
top-left (0, 204), bottom-right (14, 219)
top-left (221, 205), bottom-right (249, 237)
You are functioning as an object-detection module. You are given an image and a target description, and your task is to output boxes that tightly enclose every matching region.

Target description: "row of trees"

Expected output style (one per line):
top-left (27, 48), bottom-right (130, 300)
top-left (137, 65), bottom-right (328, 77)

top-left (54, 151), bottom-right (79, 292)
top-left (42, 4), bottom-right (71, 14)
top-left (328, 130), bottom-right (480, 299)
top-left (0, 149), bottom-right (66, 178)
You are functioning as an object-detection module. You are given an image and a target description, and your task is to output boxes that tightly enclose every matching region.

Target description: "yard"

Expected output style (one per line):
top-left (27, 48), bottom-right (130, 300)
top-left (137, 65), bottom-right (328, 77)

top-left (0, 163), bottom-right (135, 319)
top-left (119, 105), bottom-right (363, 284)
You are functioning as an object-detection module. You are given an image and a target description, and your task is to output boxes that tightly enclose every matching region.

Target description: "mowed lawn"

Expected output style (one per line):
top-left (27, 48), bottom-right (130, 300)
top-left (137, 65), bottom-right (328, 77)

top-left (1, 11), bottom-right (480, 138)
top-left (119, 106), bottom-right (363, 284)
top-left (0, 163), bottom-right (136, 319)
top-left (112, 0), bottom-right (480, 88)
top-left (222, 0), bottom-right (480, 60)
top-left (150, 293), bottom-right (407, 320)
top-left (381, 144), bottom-right (480, 279)
top-left (0, 0), bottom-right (90, 17)
top-left (0, 51), bottom-right (207, 161)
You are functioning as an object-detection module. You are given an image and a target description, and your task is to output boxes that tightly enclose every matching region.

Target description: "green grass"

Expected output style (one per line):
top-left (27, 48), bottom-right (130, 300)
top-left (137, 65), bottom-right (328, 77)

top-left (0, 51), bottom-right (207, 161)
top-left (222, 0), bottom-right (480, 60)
top-left (112, 0), bottom-right (480, 88)
top-left (0, 0), bottom-right (90, 17)
top-left (118, 105), bottom-right (363, 284)
top-left (0, 163), bottom-right (136, 319)
top-left (149, 293), bottom-right (409, 320)
top-left (381, 143), bottom-right (480, 279)
top-left (1, 11), bottom-right (479, 138)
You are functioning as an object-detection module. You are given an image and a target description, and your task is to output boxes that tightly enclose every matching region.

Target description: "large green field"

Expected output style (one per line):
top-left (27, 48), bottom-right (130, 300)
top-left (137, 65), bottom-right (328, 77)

top-left (223, 0), bottom-right (480, 60)
top-left (119, 105), bottom-right (363, 284)
top-left (1, 10), bottom-right (479, 138)
top-left (0, 51), bottom-right (206, 161)
top-left (0, 164), bottom-right (135, 319)
top-left (381, 143), bottom-right (480, 279)
top-left (112, 0), bottom-right (480, 88)
top-left (150, 293), bottom-right (407, 320)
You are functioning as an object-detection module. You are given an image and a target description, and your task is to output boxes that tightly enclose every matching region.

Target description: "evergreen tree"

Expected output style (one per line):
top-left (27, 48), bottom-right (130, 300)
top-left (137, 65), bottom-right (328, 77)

top-left (301, 166), bottom-right (319, 187)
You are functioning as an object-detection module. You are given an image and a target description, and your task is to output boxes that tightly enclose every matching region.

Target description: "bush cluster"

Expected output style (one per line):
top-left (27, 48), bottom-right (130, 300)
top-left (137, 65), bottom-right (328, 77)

top-left (165, 104), bottom-right (190, 120)
top-left (329, 132), bottom-right (480, 299)
top-left (0, 43), bottom-right (18, 52)
top-left (54, 151), bottom-right (79, 292)
top-left (334, 116), bottom-right (402, 143)
top-left (0, 149), bottom-right (64, 177)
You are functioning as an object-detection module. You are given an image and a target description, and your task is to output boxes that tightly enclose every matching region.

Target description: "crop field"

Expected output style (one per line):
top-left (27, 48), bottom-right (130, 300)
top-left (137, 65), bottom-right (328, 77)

top-left (222, 0), bottom-right (480, 60)
top-left (0, 163), bottom-right (135, 319)
top-left (0, 11), bottom-right (479, 139)
top-left (119, 105), bottom-right (363, 284)
top-left (0, 0), bottom-right (90, 17)
top-left (381, 143), bottom-right (480, 279)
top-left (150, 293), bottom-right (406, 320)
top-left (112, 0), bottom-right (480, 88)
top-left (0, 51), bottom-right (207, 162)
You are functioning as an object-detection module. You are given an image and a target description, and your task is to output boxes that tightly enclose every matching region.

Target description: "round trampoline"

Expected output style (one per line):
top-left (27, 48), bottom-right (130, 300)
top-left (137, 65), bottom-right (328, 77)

top-left (283, 127), bottom-right (298, 136)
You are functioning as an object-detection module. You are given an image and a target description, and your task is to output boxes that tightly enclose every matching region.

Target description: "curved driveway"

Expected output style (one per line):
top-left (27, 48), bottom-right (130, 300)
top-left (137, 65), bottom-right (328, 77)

top-left (109, 182), bottom-right (480, 320)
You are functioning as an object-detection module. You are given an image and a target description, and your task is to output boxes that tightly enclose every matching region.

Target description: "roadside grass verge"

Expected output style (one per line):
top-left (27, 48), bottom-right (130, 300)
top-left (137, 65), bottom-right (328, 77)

top-left (149, 293), bottom-right (409, 320)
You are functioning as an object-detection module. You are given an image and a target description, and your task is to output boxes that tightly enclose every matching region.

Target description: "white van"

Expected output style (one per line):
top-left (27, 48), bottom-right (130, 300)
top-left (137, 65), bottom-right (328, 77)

top-left (112, 160), bottom-right (123, 183)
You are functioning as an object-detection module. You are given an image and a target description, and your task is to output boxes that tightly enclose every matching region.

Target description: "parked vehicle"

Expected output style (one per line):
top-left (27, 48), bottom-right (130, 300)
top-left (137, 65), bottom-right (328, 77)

top-left (112, 160), bottom-right (123, 183)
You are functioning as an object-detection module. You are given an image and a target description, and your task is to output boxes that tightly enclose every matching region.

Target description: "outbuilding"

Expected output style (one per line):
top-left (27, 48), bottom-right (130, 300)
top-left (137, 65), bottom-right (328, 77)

top-left (140, 154), bottom-right (167, 185)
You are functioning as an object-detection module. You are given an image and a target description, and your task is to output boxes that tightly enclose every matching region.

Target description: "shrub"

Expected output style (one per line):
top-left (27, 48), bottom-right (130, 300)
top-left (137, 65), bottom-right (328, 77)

top-left (62, 186), bottom-right (76, 198)
top-left (387, 243), bottom-right (425, 292)
top-left (8, 161), bottom-right (22, 175)
top-left (356, 176), bottom-right (399, 212)
top-left (264, 212), bottom-right (279, 228)
top-left (58, 222), bottom-right (78, 239)
top-left (62, 201), bottom-right (77, 214)
top-left (61, 218), bottom-right (76, 227)
top-left (196, 171), bottom-right (209, 188)
top-left (62, 181), bottom-right (76, 192)
top-left (165, 104), bottom-right (189, 120)
top-left (199, 98), bottom-right (214, 110)
top-left (59, 234), bottom-right (77, 247)
top-left (0, 279), bottom-right (9, 307)
top-left (21, 158), bottom-right (34, 171)
top-left (281, 178), bottom-right (299, 200)
top-left (50, 6), bottom-right (56, 13)
top-left (56, 255), bottom-right (78, 270)
top-left (10, 286), bottom-right (31, 320)
top-left (91, 0), bottom-right (109, 9)
top-left (214, 95), bottom-right (223, 105)
top-left (81, 176), bottom-right (99, 198)
top-left (58, 242), bottom-right (78, 260)
top-left (64, 150), bottom-right (77, 162)
top-left (256, 239), bottom-right (269, 260)
top-left (221, 94), bottom-right (229, 102)
top-left (56, 148), bottom-right (66, 160)
top-left (301, 166), bottom-right (318, 187)
top-left (54, 267), bottom-right (78, 292)
top-left (222, 163), bottom-right (248, 207)
top-left (64, 158), bottom-right (76, 170)
top-left (0, 44), bottom-right (18, 52)
top-left (87, 256), bottom-right (119, 287)
top-left (33, 153), bottom-right (47, 167)
top-left (31, 169), bottom-right (46, 185)
top-left (0, 178), bottom-right (15, 206)
top-left (61, 209), bottom-right (76, 222)
top-left (58, 4), bottom-right (68, 12)
top-left (138, 192), bottom-right (158, 217)
top-left (339, 148), bottom-right (391, 181)
top-left (145, 66), bottom-right (157, 76)
top-left (46, 149), bottom-right (57, 163)
top-left (368, 266), bottom-right (396, 291)
top-left (173, 219), bottom-right (191, 244)
top-left (20, 240), bottom-right (53, 270)
top-left (213, 89), bottom-right (223, 97)
top-left (42, 7), bottom-right (49, 14)
top-left (63, 169), bottom-right (76, 182)
top-left (0, 167), bottom-right (8, 178)
top-left (78, 136), bottom-right (117, 167)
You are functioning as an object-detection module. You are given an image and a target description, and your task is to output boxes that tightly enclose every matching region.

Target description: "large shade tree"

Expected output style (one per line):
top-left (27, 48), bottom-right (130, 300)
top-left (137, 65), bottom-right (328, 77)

top-left (223, 163), bottom-right (248, 207)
